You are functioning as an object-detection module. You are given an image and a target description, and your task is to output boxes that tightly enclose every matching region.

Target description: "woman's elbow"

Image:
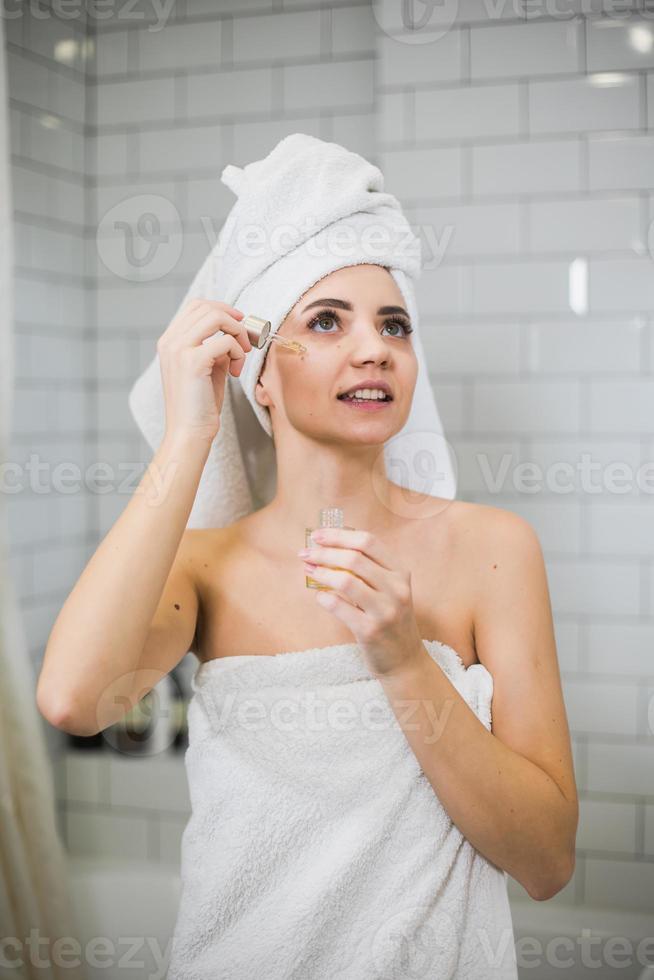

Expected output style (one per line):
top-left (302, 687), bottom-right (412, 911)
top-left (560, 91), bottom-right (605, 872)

top-left (36, 683), bottom-right (99, 737)
top-left (528, 850), bottom-right (576, 902)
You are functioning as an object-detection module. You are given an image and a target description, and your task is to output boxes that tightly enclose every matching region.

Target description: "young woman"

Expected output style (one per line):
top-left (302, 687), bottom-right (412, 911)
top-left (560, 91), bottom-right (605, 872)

top-left (38, 262), bottom-right (578, 979)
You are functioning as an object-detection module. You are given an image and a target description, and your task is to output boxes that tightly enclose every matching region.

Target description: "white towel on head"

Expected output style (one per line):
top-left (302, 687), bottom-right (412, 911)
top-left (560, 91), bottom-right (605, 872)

top-left (128, 132), bottom-right (457, 528)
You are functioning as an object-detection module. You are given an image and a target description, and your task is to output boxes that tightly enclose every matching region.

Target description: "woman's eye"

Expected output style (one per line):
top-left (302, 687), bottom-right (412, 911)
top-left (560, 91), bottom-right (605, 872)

top-left (308, 313), bottom-right (339, 333)
top-left (307, 311), bottom-right (413, 337)
top-left (383, 320), bottom-right (412, 338)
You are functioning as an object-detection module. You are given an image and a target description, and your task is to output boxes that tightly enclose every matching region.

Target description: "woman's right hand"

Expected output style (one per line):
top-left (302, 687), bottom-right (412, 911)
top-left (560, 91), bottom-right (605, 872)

top-left (156, 298), bottom-right (253, 446)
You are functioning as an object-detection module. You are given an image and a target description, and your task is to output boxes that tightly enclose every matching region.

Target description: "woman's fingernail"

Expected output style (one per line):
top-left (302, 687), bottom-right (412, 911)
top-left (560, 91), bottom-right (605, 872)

top-left (297, 549), bottom-right (310, 558)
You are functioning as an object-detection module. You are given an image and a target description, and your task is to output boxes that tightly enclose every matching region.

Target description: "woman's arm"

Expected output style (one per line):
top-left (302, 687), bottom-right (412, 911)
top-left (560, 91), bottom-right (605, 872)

top-left (36, 433), bottom-right (211, 736)
top-left (377, 508), bottom-right (579, 901)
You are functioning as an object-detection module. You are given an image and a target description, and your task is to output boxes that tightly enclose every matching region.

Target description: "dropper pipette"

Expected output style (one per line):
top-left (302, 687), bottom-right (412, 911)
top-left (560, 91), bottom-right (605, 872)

top-left (242, 314), bottom-right (306, 355)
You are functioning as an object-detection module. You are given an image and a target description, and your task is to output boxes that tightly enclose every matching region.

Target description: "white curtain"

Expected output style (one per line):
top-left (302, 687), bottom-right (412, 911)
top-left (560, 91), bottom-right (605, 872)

top-left (0, 20), bottom-right (86, 980)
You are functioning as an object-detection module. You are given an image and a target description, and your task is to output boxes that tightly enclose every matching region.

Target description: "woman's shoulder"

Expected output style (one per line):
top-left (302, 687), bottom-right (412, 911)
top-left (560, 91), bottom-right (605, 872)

top-left (445, 500), bottom-right (542, 585)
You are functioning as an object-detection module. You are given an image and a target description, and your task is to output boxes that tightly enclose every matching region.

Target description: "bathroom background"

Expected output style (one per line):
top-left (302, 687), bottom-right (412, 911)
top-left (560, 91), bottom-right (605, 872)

top-left (2, 0), bottom-right (653, 977)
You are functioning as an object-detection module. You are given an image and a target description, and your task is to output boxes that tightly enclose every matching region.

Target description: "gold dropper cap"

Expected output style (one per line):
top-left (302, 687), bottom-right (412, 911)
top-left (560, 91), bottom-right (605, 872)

top-left (242, 314), bottom-right (306, 355)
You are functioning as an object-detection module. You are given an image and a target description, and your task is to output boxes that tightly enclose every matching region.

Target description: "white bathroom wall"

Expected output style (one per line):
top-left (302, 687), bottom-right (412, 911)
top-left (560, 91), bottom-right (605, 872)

top-left (4, 2), bottom-right (92, 775)
top-left (6, 0), bottom-right (653, 920)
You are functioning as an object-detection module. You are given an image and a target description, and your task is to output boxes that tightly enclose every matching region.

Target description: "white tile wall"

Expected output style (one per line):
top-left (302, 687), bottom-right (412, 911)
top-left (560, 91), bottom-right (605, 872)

top-left (7, 0), bottom-right (653, 919)
top-left (6, 3), bottom-right (91, 754)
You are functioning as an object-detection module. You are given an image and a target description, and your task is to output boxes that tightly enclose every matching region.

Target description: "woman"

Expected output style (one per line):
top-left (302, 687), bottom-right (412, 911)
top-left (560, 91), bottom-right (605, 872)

top-left (38, 136), bottom-right (578, 979)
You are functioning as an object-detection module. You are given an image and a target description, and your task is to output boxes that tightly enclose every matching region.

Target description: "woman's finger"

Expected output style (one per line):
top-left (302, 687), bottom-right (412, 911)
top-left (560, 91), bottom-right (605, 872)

top-left (304, 545), bottom-right (383, 591)
top-left (309, 528), bottom-right (397, 572)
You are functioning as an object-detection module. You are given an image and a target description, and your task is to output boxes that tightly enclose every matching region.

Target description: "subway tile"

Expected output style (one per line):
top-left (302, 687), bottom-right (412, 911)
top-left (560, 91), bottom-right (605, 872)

top-left (28, 113), bottom-right (84, 174)
top-left (586, 16), bottom-right (654, 72)
top-left (51, 72), bottom-right (85, 126)
top-left (381, 145), bottom-right (463, 200)
top-left (453, 438), bottom-right (524, 497)
top-left (548, 559), bottom-right (640, 616)
top-left (65, 808), bottom-right (149, 860)
top-left (416, 264), bottom-right (466, 315)
top-left (283, 59), bottom-right (373, 111)
top-left (425, 379), bottom-right (465, 433)
top-left (90, 132), bottom-right (129, 177)
top-left (377, 92), bottom-right (408, 144)
top-left (108, 754), bottom-right (191, 813)
top-left (584, 856), bottom-right (654, 911)
top-left (422, 320), bottom-right (521, 373)
top-left (137, 19), bottom-right (222, 72)
top-left (233, 9), bottom-right (322, 62)
top-left (377, 30), bottom-right (462, 86)
top-left (528, 320), bottom-right (642, 374)
top-left (471, 260), bottom-right (571, 315)
top-left (473, 139), bottom-right (582, 195)
top-left (371, 0), bottom-right (468, 35)
top-left (589, 258), bottom-right (654, 313)
top-left (138, 122), bottom-right (223, 175)
top-left (587, 623), bottom-right (654, 676)
top-left (527, 196), bottom-right (643, 253)
top-left (65, 751), bottom-right (108, 805)
top-left (330, 112), bottom-right (375, 159)
top-left (587, 503), bottom-right (654, 556)
top-left (96, 281), bottom-right (183, 331)
top-left (471, 380), bottom-right (580, 433)
top-left (186, 66), bottom-right (275, 119)
top-left (7, 50), bottom-right (53, 114)
top-left (7, 495), bottom-right (57, 549)
top-left (501, 499), bottom-right (581, 553)
top-left (29, 225), bottom-right (86, 278)
top-left (97, 336), bottom-right (137, 383)
top-left (11, 385), bottom-right (56, 435)
top-left (97, 386), bottom-right (137, 433)
top-left (415, 82), bottom-right (520, 140)
top-left (529, 73), bottom-right (640, 134)
top-left (587, 742), bottom-right (654, 794)
top-left (96, 76), bottom-right (176, 126)
top-left (94, 177), bottom-right (181, 224)
top-left (589, 380), bottom-right (654, 432)
top-left (332, 4), bottom-right (375, 56)
top-left (565, 678), bottom-right (639, 735)
top-left (470, 19), bottom-right (580, 79)
top-left (577, 799), bottom-right (637, 852)
top-left (231, 116), bottom-right (324, 164)
top-left (93, 29), bottom-right (129, 76)
top-left (589, 134), bottom-right (654, 191)
top-left (32, 542), bottom-right (92, 594)
top-left (408, 201), bottom-right (521, 258)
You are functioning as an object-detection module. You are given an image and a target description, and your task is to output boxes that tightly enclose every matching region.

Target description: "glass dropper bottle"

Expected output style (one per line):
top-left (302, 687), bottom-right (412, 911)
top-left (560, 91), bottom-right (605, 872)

top-left (304, 507), bottom-right (356, 591)
top-left (242, 314), bottom-right (306, 355)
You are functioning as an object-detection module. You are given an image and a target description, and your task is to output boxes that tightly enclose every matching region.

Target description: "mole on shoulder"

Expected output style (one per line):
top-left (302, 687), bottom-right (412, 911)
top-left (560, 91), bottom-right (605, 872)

top-left (174, 603), bottom-right (180, 610)
top-left (493, 564), bottom-right (497, 569)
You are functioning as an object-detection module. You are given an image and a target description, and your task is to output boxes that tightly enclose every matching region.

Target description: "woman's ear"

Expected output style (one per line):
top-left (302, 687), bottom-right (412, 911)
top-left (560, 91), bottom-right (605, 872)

top-left (254, 377), bottom-right (270, 409)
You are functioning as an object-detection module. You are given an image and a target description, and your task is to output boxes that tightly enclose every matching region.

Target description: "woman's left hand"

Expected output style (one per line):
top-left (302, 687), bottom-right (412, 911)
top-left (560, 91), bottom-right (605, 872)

top-left (297, 527), bottom-right (425, 678)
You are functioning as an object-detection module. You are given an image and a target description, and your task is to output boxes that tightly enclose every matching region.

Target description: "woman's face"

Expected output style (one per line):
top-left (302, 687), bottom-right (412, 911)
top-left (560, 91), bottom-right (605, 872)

top-left (255, 264), bottom-right (418, 445)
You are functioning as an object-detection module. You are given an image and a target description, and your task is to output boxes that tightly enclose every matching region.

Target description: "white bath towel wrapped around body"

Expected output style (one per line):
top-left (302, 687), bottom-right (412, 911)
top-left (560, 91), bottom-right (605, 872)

top-left (166, 639), bottom-right (519, 980)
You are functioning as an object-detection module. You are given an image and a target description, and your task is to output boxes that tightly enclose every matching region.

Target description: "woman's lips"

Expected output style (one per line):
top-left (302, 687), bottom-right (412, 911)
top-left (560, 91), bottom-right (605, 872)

top-left (337, 397), bottom-right (393, 411)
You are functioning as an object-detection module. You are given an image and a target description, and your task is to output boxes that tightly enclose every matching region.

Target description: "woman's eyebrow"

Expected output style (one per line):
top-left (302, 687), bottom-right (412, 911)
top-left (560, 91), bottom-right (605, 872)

top-left (301, 297), bottom-right (410, 318)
